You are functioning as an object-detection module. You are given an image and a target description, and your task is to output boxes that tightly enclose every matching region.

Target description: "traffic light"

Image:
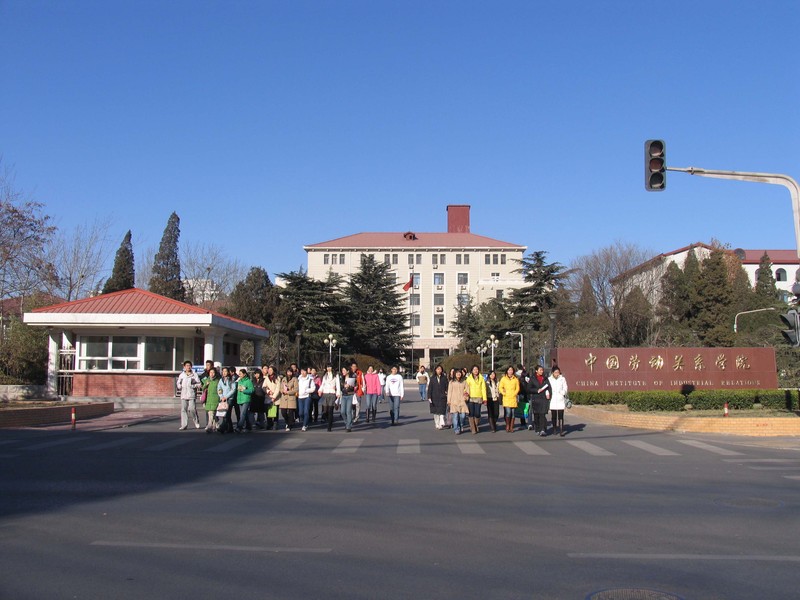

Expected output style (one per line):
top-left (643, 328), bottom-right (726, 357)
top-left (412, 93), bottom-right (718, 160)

top-left (645, 139), bottom-right (666, 191)
top-left (780, 309), bottom-right (799, 346)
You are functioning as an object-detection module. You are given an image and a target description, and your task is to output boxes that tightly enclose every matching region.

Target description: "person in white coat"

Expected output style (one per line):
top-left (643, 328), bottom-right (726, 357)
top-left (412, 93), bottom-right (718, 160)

top-left (384, 366), bottom-right (404, 426)
top-left (548, 366), bottom-right (569, 437)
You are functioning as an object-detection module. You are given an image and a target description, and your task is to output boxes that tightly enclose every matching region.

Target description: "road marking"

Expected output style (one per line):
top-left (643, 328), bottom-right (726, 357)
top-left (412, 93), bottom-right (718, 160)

top-left (747, 466), bottom-right (800, 471)
top-left (204, 438), bottom-right (249, 452)
top-left (568, 552), bottom-right (800, 562)
top-left (622, 440), bottom-right (680, 456)
top-left (784, 475), bottom-right (800, 480)
top-left (722, 458), bottom-right (797, 463)
top-left (276, 437), bottom-right (306, 450)
top-left (677, 440), bottom-right (744, 456)
top-left (23, 436), bottom-right (88, 450)
top-left (567, 440), bottom-right (615, 456)
top-left (146, 438), bottom-right (195, 451)
top-left (457, 440), bottom-right (485, 454)
top-left (81, 437), bottom-right (143, 451)
top-left (397, 439), bottom-right (420, 454)
top-left (91, 541), bottom-right (331, 553)
top-left (0, 439), bottom-right (19, 446)
top-left (513, 441), bottom-right (551, 455)
top-left (333, 438), bottom-right (364, 453)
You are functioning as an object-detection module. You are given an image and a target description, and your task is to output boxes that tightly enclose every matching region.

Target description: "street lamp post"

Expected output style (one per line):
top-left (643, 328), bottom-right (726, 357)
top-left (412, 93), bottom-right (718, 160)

top-left (547, 310), bottom-right (557, 369)
top-left (295, 330), bottom-right (302, 366)
top-left (485, 335), bottom-right (498, 372)
top-left (477, 344), bottom-right (487, 373)
top-left (274, 322), bottom-right (282, 373)
top-left (505, 331), bottom-right (523, 368)
top-left (326, 334), bottom-right (338, 363)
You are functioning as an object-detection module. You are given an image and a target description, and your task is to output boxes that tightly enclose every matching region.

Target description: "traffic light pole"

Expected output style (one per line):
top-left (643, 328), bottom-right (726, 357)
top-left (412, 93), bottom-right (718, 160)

top-left (666, 166), bottom-right (800, 259)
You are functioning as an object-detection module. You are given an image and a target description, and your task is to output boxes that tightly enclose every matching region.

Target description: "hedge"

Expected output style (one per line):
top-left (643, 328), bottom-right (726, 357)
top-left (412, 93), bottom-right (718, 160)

top-left (627, 391), bottom-right (687, 412)
top-left (569, 388), bottom-right (796, 411)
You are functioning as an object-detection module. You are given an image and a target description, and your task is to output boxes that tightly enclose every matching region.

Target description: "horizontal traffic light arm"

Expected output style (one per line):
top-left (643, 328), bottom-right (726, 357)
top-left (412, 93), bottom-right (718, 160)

top-left (668, 166), bottom-right (800, 260)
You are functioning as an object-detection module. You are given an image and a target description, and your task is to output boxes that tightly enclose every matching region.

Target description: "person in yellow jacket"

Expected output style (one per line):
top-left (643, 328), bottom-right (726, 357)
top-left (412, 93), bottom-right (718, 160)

top-left (497, 366), bottom-right (520, 433)
top-left (464, 365), bottom-right (487, 434)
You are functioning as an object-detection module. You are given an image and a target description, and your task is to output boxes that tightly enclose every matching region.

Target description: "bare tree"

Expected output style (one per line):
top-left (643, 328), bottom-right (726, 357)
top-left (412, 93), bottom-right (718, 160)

top-left (44, 216), bottom-right (114, 301)
top-left (181, 241), bottom-right (246, 305)
top-left (136, 243), bottom-right (156, 291)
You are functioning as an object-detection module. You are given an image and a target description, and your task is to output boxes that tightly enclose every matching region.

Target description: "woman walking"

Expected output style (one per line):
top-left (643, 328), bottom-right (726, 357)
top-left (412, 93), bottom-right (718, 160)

top-left (363, 366), bottom-right (381, 423)
top-left (319, 364), bottom-right (341, 431)
top-left (202, 367), bottom-right (220, 433)
top-left (528, 365), bottom-right (552, 436)
top-left (485, 370), bottom-right (500, 432)
top-left (234, 368), bottom-right (254, 433)
top-left (427, 365), bottom-right (448, 429)
top-left (280, 368), bottom-right (299, 431)
top-left (465, 365), bottom-right (487, 434)
top-left (548, 366), bottom-right (569, 437)
top-left (340, 366), bottom-right (356, 432)
top-left (263, 365), bottom-right (282, 430)
top-left (217, 367), bottom-right (236, 434)
top-left (297, 367), bottom-right (315, 432)
top-left (250, 369), bottom-right (266, 430)
top-left (498, 366), bottom-right (520, 433)
top-left (384, 366), bottom-right (404, 426)
top-left (446, 368), bottom-right (468, 435)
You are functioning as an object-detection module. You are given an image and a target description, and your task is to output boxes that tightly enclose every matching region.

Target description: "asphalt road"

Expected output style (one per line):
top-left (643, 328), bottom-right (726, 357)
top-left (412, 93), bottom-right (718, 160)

top-left (2, 390), bottom-right (799, 600)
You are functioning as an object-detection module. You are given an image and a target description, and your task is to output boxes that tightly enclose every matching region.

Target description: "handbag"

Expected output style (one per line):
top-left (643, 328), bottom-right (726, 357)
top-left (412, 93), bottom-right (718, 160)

top-left (565, 396), bottom-right (573, 409)
top-left (200, 389), bottom-right (208, 405)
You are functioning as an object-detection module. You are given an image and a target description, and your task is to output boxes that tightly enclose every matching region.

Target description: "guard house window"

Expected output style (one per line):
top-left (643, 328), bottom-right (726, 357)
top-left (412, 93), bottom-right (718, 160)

top-left (457, 273), bottom-right (469, 285)
top-left (410, 294), bottom-right (421, 306)
top-left (434, 294), bottom-right (444, 305)
top-left (324, 254), bottom-right (330, 265)
top-left (433, 273), bottom-right (444, 285)
top-left (776, 268), bottom-right (788, 282)
top-left (79, 335), bottom-right (140, 370)
top-left (145, 336), bottom-right (179, 371)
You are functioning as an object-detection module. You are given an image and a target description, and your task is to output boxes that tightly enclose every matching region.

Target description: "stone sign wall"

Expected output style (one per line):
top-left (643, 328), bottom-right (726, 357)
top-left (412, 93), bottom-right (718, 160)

top-left (551, 347), bottom-right (777, 392)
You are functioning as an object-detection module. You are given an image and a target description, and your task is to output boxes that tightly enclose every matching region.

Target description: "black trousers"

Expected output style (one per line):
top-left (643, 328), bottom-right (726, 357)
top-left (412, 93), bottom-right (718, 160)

top-left (533, 411), bottom-right (548, 432)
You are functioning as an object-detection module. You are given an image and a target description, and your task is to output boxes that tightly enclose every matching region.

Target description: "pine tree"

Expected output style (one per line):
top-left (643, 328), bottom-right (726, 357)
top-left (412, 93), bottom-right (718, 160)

top-left (503, 250), bottom-right (565, 332)
top-left (616, 286), bottom-right (652, 346)
top-left (694, 249), bottom-right (735, 346)
top-left (225, 267), bottom-right (277, 327)
top-left (450, 294), bottom-right (482, 352)
top-left (148, 212), bottom-right (185, 302)
top-left (754, 252), bottom-right (779, 302)
top-left (344, 255), bottom-right (410, 364)
top-left (102, 230), bottom-right (135, 294)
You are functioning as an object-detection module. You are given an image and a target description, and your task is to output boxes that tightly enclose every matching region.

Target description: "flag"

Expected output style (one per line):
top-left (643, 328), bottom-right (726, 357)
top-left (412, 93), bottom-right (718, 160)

top-left (402, 275), bottom-right (414, 291)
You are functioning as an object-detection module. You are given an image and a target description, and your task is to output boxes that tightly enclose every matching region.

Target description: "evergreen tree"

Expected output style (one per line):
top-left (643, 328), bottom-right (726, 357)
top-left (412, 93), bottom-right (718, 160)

top-left (148, 212), bottom-right (185, 302)
top-left (344, 255), bottom-right (410, 364)
top-left (102, 230), bottom-right (135, 294)
top-left (450, 294), bottom-right (482, 352)
top-left (503, 250), bottom-right (565, 332)
top-left (694, 249), bottom-right (735, 346)
top-left (681, 248), bottom-right (701, 324)
top-left (225, 267), bottom-right (278, 327)
top-left (754, 252), bottom-right (779, 302)
top-left (658, 261), bottom-right (689, 321)
top-left (616, 286), bottom-right (652, 346)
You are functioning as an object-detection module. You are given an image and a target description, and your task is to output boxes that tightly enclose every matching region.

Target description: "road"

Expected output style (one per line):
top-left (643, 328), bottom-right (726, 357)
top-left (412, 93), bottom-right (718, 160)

top-left (1, 390), bottom-right (799, 600)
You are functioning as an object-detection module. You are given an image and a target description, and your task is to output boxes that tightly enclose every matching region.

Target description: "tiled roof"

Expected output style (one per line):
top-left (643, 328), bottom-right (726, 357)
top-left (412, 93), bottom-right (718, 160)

top-left (31, 288), bottom-right (265, 330)
top-left (739, 249), bottom-right (799, 264)
top-left (305, 232), bottom-right (524, 250)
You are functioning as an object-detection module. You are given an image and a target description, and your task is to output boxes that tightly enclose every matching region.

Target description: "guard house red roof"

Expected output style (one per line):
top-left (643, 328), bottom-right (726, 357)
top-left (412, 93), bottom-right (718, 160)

top-left (305, 232), bottom-right (525, 250)
top-left (31, 288), bottom-right (265, 331)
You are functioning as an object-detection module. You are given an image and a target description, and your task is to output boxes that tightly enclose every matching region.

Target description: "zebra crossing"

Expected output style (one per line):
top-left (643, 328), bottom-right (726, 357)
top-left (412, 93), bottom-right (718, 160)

top-left (2, 433), bottom-right (798, 469)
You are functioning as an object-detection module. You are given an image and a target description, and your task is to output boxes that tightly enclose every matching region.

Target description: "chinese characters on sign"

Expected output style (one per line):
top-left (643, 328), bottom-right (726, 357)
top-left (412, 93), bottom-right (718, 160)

top-left (553, 348), bottom-right (777, 391)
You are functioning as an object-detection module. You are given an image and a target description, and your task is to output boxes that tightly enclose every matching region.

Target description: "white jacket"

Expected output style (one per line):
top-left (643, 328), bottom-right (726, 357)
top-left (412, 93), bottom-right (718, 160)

top-left (384, 374), bottom-right (404, 397)
top-left (297, 374), bottom-right (316, 399)
top-left (319, 372), bottom-right (341, 397)
top-left (176, 371), bottom-right (200, 400)
top-left (548, 375), bottom-right (569, 410)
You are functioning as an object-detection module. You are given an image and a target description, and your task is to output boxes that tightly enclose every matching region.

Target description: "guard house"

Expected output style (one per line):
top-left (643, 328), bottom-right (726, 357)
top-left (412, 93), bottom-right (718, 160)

top-left (23, 288), bottom-right (268, 402)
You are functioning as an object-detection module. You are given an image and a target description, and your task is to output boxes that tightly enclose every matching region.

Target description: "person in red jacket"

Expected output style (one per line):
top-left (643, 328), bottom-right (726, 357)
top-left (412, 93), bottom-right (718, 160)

top-left (350, 361), bottom-right (365, 424)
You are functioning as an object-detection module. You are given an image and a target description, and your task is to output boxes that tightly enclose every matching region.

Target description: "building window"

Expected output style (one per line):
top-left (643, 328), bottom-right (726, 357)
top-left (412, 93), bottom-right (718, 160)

top-left (410, 313), bottom-right (420, 327)
top-left (457, 293), bottom-right (470, 307)
top-left (433, 273), bottom-right (444, 286)
top-left (432, 254), bottom-right (438, 265)
top-left (145, 336), bottom-right (179, 371)
top-left (776, 268), bottom-right (788, 282)
top-left (323, 254), bottom-right (330, 265)
top-left (463, 254), bottom-right (469, 265)
top-left (79, 335), bottom-right (141, 370)
top-left (393, 254), bottom-right (398, 264)
top-left (501, 254), bottom-right (506, 265)
top-left (384, 254), bottom-right (391, 265)
top-left (439, 254), bottom-right (446, 265)
top-left (408, 254), bottom-right (414, 265)
top-left (491, 272), bottom-right (500, 281)
top-left (415, 254), bottom-right (422, 265)
top-left (412, 273), bottom-right (420, 288)
top-left (339, 254), bottom-right (345, 264)
top-left (332, 254), bottom-right (338, 265)
top-left (496, 289), bottom-right (504, 300)
top-left (456, 254), bottom-right (462, 265)
top-left (457, 273), bottom-right (469, 285)
top-left (434, 315), bottom-right (445, 327)
top-left (485, 254), bottom-right (491, 265)
top-left (410, 294), bottom-right (421, 306)
top-left (434, 293), bottom-right (444, 305)
top-left (493, 254), bottom-right (499, 265)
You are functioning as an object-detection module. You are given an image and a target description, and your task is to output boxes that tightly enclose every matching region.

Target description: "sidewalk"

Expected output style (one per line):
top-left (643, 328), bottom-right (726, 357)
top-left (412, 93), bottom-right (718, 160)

top-left (18, 409), bottom-right (174, 432)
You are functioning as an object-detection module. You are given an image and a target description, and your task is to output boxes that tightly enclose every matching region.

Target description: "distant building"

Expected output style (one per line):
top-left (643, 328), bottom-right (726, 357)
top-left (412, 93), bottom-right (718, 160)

top-left (614, 242), bottom-right (800, 304)
top-left (304, 205), bottom-right (527, 367)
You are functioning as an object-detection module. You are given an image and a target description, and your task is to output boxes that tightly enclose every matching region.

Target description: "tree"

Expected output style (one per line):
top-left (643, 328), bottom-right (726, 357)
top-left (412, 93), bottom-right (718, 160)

top-left (148, 212), bottom-right (185, 302)
top-left (754, 252), bottom-right (779, 303)
top-left (450, 295), bottom-right (482, 352)
top-left (576, 275), bottom-right (598, 317)
top-left (0, 164), bottom-right (57, 300)
top-left (225, 267), bottom-right (278, 327)
top-left (503, 250), bottom-right (566, 332)
top-left (693, 249), bottom-right (735, 346)
top-left (103, 230), bottom-right (135, 294)
top-left (616, 286), bottom-right (653, 346)
top-left (44, 217), bottom-right (112, 301)
top-left (181, 241), bottom-right (246, 306)
top-left (344, 255), bottom-right (410, 364)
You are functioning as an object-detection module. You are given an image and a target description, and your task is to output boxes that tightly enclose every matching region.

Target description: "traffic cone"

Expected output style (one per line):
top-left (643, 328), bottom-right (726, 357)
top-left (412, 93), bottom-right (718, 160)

top-left (723, 401), bottom-right (729, 417)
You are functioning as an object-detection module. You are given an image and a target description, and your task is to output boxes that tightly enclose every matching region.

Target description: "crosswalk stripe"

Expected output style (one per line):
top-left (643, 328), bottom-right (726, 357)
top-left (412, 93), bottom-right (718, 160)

top-left (722, 459), bottom-right (797, 463)
top-left (513, 441), bottom-right (551, 455)
top-left (784, 475), bottom-right (800, 480)
top-left (0, 439), bottom-right (18, 446)
top-left (397, 439), bottom-right (420, 454)
top-left (678, 440), bottom-right (744, 456)
top-left (622, 440), bottom-right (680, 456)
top-left (567, 440), bottom-right (615, 456)
top-left (23, 436), bottom-right (88, 451)
top-left (333, 438), bottom-right (364, 454)
top-left (457, 440), bottom-right (485, 454)
top-left (204, 438), bottom-right (249, 452)
top-left (81, 437), bottom-right (143, 451)
top-left (277, 437), bottom-right (306, 450)
top-left (147, 438), bottom-right (196, 452)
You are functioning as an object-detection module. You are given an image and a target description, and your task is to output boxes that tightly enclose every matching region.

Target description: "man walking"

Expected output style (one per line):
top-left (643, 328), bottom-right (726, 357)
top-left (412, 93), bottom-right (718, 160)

top-left (176, 360), bottom-right (201, 430)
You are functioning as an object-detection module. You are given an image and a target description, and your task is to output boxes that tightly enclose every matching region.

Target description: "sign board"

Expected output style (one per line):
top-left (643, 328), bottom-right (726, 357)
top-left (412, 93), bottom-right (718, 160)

top-left (552, 347), bottom-right (777, 392)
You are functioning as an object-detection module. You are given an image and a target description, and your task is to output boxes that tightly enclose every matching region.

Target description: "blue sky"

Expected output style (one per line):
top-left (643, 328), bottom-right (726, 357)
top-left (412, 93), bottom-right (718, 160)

top-left (1, 0), bottom-right (798, 282)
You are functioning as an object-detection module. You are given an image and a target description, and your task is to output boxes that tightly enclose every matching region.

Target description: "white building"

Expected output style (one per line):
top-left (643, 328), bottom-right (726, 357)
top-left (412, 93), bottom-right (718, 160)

top-left (304, 205), bottom-right (527, 366)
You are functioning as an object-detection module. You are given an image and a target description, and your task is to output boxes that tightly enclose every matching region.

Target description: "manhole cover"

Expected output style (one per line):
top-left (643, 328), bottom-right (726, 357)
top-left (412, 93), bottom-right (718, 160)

top-left (586, 589), bottom-right (684, 600)
top-left (715, 497), bottom-right (784, 509)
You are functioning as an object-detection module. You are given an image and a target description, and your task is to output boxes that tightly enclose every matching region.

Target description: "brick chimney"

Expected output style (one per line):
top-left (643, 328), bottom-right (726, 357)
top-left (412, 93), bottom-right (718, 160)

top-left (447, 204), bottom-right (470, 233)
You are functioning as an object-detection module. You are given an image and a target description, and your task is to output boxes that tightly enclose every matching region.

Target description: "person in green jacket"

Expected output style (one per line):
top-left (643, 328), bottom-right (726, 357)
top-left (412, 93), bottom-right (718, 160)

top-left (202, 367), bottom-right (221, 433)
top-left (234, 368), bottom-right (254, 433)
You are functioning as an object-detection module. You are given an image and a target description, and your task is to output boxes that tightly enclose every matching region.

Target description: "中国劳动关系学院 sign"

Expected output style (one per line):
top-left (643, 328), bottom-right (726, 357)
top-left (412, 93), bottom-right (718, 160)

top-left (551, 348), bottom-right (777, 391)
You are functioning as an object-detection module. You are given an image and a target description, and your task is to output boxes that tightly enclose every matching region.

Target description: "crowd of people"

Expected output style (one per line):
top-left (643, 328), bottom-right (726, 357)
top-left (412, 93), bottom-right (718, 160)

top-left (176, 360), bottom-right (569, 437)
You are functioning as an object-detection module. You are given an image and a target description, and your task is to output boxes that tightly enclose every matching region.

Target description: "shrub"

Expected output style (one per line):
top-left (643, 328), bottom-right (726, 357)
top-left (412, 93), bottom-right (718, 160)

top-left (439, 353), bottom-right (481, 374)
top-left (757, 389), bottom-right (796, 410)
top-left (570, 391), bottom-right (625, 405)
top-left (627, 391), bottom-right (686, 412)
